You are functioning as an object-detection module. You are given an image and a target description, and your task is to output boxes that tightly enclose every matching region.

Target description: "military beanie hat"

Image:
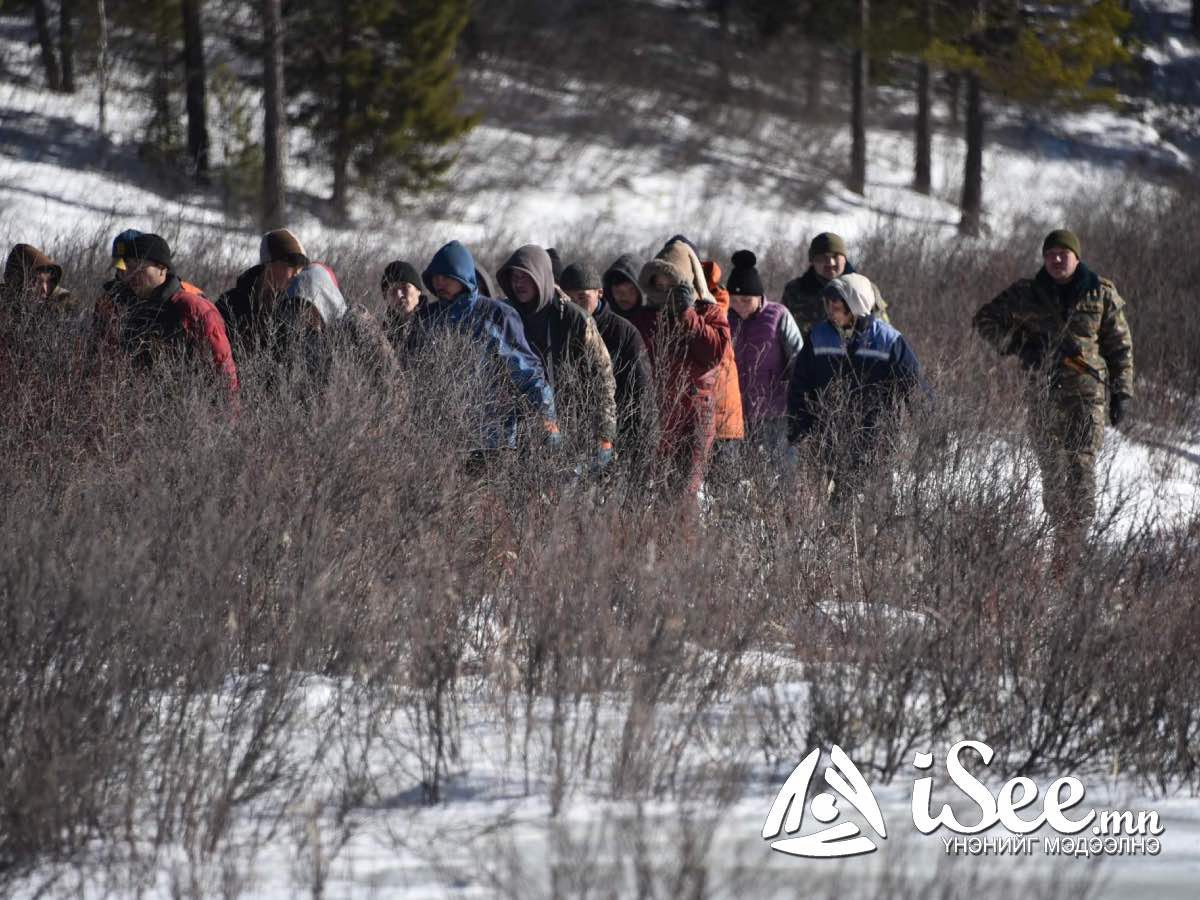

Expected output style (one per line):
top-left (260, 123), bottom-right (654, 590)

top-left (560, 262), bottom-right (602, 292)
top-left (127, 233), bottom-right (173, 269)
top-left (1042, 229), bottom-right (1082, 258)
top-left (809, 232), bottom-right (848, 260)
top-left (381, 260), bottom-right (422, 293)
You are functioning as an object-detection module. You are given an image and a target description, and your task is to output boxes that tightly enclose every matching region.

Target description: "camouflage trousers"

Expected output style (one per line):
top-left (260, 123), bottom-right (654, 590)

top-left (1028, 400), bottom-right (1106, 531)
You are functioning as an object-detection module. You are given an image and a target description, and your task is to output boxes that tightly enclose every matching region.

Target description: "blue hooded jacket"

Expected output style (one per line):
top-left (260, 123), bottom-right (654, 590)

top-left (421, 241), bottom-right (557, 447)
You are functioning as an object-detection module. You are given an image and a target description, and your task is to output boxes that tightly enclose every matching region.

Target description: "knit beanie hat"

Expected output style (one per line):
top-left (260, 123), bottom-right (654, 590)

top-left (559, 262), bottom-right (601, 292)
top-left (809, 232), bottom-right (848, 260)
top-left (822, 273), bottom-right (876, 318)
top-left (260, 228), bottom-right (309, 267)
top-left (726, 249), bottom-right (764, 297)
top-left (1042, 229), bottom-right (1081, 259)
top-left (111, 229), bottom-right (142, 271)
top-left (126, 233), bottom-right (173, 269)
top-left (381, 260), bottom-right (422, 293)
top-left (546, 248), bottom-right (564, 283)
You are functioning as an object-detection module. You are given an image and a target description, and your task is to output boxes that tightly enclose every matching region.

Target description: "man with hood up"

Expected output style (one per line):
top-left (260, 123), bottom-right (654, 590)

top-left (788, 272), bottom-right (920, 504)
top-left (564, 260), bottom-right (658, 473)
top-left (973, 229), bottom-right (1134, 543)
top-left (619, 237), bottom-right (731, 497)
top-left (1, 243), bottom-right (72, 315)
top-left (420, 240), bottom-right (560, 453)
top-left (497, 245), bottom-right (617, 470)
top-left (782, 232), bottom-right (889, 334)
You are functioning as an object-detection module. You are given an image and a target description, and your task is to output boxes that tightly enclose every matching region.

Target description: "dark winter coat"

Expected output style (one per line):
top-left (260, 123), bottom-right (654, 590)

top-left (591, 299), bottom-right (657, 461)
top-left (498, 245), bottom-right (617, 446)
top-left (787, 317), bottom-right (919, 463)
top-left (781, 261), bottom-right (889, 334)
top-left (420, 240), bottom-right (557, 448)
top-left (119, 274), bottom-right (239, 397)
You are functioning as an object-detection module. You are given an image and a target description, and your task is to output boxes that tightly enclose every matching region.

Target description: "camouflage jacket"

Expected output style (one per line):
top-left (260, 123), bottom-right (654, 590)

top-left (973, 263), bottom-right (1134, 406)
top-left (781, 263), bottom-right (890, 334)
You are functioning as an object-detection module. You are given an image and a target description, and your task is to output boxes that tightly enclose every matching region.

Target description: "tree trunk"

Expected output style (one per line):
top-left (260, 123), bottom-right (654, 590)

top-left (97, 0), bottom-right (108, 140)
top-left (330, 15), bottom-right (353, 223)
top-left (959, 71), bottom-right (984, 236)
top-left (1193, 0), bottom-right (1199, 39)
top-left (915, 61), bottom-right (932, 195)
top-left (60, 0), bottom-right (76, 92)
top-left (947, 71), bottom-right (960, 127)
top-left (182, 0), bottom-right (210, 182)
top-left (262, 0), bottom-right (287, 228)
top-left (848, 0), bottom-right (869, 196)
top-left (32, 0), bottom-right (62, 91)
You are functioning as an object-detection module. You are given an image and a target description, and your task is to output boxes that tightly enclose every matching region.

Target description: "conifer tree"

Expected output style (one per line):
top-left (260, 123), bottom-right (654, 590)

top-left (288, 0), bottom-right (479, 222)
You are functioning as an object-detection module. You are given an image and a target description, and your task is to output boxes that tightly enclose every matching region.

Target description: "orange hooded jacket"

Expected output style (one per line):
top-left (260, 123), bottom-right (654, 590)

top-left (702, 259), bottom-right (745, 441)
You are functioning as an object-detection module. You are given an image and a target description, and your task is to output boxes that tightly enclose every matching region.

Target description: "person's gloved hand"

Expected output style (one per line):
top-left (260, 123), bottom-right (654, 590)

top-left (543, 419), bottom-right (563, 451)
top-left (591, 441), bottom-right (614, 473)
top-left (1058, 335), bottom-right (1083, 359)
top-left (1015, 334), bottom-right (1048, 371)
top-left (1110, 393), bottom-right (1132, 429)
top-left (667, 282), bottom-right (695, 317)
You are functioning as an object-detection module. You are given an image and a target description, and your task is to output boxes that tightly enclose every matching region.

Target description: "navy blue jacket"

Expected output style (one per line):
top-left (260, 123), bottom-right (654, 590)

top-left (787, 317), bottom-right (921, 452)
top-left (420, 241), bottom-right (557, 448)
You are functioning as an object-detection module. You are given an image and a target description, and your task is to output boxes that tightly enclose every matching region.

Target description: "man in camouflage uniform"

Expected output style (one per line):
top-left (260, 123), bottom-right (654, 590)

top-left (973, 229), bottom-right (1134, 539)
top-left (781, 232), bottom-right (889, 334)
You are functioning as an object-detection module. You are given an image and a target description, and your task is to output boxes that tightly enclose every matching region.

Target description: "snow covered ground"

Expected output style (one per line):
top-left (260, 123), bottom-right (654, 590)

top-left (3, 4), bottom-right (1199, 897)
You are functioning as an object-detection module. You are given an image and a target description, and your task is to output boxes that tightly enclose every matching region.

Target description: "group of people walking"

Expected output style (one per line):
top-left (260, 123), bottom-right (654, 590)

top-left (1, 224), bottom-right (1134, 542)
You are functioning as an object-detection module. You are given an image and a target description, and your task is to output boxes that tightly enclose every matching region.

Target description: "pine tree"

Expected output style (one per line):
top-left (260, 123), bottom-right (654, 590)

top-left (288, 0), bottom-right (479, 222)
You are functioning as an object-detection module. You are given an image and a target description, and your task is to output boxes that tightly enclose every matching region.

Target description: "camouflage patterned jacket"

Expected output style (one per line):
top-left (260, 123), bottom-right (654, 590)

top-left (973, 263), bottom-right (1134, 407)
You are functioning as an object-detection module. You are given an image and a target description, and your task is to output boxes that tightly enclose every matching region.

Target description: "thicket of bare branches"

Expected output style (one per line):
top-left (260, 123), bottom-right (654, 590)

top-left (1, 189), bottom-right (1197, 895)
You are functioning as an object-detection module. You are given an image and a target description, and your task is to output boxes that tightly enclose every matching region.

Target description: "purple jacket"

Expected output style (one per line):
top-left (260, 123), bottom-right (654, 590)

top-left (730, 299), bottom-right (803, 424)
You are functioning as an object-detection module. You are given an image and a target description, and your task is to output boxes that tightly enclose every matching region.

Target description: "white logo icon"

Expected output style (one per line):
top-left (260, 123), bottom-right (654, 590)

top-left (762, 746), bottom-right (887, 858)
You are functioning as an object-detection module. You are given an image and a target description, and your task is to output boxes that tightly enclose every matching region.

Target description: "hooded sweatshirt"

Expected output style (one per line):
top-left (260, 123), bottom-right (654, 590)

top-left (421, 241), bottom-right (557, 447)
top-left (597, 255), bottom-right (658, 461)
top-left (781, 260), bottom-right (889, 332)
top-left (498, 245), bottom-right (616, 446)
top-left (1, 243), bottom-right (71, 312)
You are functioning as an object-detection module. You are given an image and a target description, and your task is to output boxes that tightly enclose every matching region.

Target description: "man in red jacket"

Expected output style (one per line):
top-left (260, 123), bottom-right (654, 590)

top-left (617, 237), bottom-right (730, 498)
top-left (118, 233), bottom-right (239, 399)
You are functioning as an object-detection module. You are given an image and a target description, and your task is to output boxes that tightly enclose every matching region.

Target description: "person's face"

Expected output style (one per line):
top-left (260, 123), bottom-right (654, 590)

top-left (384, 281), bottom-right (421, 315)
top-left (125, 260), bottom-right (168, 299)
top-left (729, 293), bottom-right (761, 319)
top-left (32, 269), bottom-right (54, 300)
top-left (813, 253), bottom-right (846, 281)
top-left (1043, 247), bottom-right (1079, 284)
top-left (567, 288), bottom-right (601, 316)
top-left (263, 260), bottom-right (300, 294)
top-left (652, 274), bottom-right (675, 294)
top-left (430, 273), bottom-right (465, 301)
top-left (611, 279), bottom-right (640, 312)
top-left (825, 296), bottom-right (854, 329)
top-left (507, 269), bottom-right (539, 304)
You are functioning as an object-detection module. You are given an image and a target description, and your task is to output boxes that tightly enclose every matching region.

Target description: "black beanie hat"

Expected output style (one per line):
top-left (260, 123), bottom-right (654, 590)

top-left (808, 232), bottom-right (848, 260)
top-left (546, 248), bottom-right (564, 283)
top-left (559, 262), bottom-right (601, 292)
top-left (726, 249), bottom-right (764, 297)
top-left (1042, 229), bottom-right (1082, 259)
top-left (381, 260), bottom-right (422, 292)
top-left (127, 233), bottom-right (173, 269)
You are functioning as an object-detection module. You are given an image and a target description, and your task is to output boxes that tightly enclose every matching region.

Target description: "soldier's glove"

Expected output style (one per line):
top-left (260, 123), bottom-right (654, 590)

top-left (667, 282), bottom-right (696, 317)
top-left (1015, 334), bottom-right (1049, 371)
top-left (1109, 394), bottom-right (1132, 429)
